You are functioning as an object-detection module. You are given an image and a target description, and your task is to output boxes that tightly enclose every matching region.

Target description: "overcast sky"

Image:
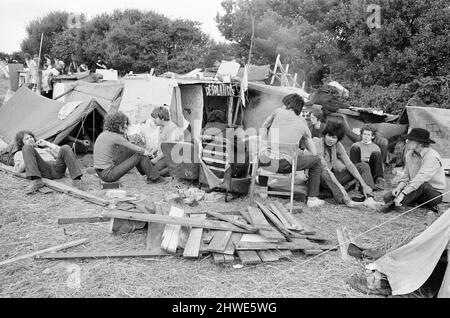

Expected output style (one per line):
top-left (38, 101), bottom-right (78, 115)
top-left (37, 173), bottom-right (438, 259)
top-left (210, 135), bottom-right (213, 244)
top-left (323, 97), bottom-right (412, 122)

top-left (0, 0), bottom-right (227, 53)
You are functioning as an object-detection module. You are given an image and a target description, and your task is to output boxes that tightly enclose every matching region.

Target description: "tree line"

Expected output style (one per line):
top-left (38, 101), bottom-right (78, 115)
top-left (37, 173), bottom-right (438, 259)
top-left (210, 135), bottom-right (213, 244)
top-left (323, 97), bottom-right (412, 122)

top-left (2, 0), bottom-right (449, 101)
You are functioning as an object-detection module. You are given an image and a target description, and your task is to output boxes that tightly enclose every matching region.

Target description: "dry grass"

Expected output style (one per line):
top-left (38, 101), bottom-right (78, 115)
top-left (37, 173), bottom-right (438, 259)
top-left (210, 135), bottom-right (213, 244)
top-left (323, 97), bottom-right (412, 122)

top-left (1, 165), bottom-right (445, 299)
top-left (0, 77), bottom-right (444, 298)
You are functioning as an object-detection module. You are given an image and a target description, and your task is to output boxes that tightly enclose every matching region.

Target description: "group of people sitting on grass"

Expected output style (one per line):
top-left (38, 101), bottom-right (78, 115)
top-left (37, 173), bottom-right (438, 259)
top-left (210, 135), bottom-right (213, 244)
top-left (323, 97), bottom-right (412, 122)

top-left (12, 106), bottom-right (182, 193)
top-left (258, 93), bottom-right (446, 212)
top-left (11, 93), bottom-right (446, 213)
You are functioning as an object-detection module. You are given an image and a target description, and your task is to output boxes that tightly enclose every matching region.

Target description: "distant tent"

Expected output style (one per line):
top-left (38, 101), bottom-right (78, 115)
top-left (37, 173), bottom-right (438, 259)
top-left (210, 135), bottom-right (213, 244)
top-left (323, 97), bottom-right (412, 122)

top-left (59, 82), bottom-right (124, 112)
top-left (0, 86), bottom-right (106, 145)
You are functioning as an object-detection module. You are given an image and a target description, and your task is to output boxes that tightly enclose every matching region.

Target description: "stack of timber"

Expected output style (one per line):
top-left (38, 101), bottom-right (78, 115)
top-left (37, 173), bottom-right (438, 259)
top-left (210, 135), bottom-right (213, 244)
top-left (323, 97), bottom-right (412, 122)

top-left (89, 199), bottom-right (335, 265)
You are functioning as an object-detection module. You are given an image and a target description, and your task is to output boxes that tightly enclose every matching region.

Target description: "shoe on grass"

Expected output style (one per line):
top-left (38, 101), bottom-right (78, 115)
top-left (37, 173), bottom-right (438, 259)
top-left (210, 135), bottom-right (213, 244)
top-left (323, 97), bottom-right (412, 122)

top-left (26, 179), bottom-right (45, 194)
top-left (306, 197), bottom-right (324, 208)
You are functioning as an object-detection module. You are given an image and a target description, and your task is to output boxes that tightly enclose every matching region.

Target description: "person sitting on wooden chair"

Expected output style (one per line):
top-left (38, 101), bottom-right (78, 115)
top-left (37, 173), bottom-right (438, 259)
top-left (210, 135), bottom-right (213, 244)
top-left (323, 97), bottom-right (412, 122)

top-left (93, 111), bottom-right (160, 183)
top-left (259, 93), bottom-right (324, 208)
top-left (13, 130), bottom-right (87, 194)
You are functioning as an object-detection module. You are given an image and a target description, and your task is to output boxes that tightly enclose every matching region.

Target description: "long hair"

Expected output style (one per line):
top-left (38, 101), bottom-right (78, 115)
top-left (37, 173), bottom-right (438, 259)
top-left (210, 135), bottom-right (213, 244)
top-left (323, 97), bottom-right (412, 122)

top-left (310, 108), bottom-right (324, 122)
top-left (151, 106), bottom-right (170, 121)
top-left (322, 119), bottom-right (346, 141)
top-left (103, 112), bottom-right (130, 133)
top-left (15, 130), bottom-right (35, 150)
top-left (282, 94), bottom-right (304, 116)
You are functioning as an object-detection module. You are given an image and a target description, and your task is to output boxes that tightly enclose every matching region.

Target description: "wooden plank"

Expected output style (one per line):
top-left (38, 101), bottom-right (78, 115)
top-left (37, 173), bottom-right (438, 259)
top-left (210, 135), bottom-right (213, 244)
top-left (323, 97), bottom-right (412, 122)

top-left (0, 239), bottom-right (88, 266)
top-left (276, 250), bottom-right (294, 259)
top-left (255, 200), bottom-right (292, 237)
top-left (236, 240), bottom-right (320, 251)
top-left (236, 250), bottom-right (261, 265)
top-left (202, 231), bottom-right (214, 244)
top-left (0, 164), bottom-right (109, 206)
top-left (268, 202), bottom-right (298, 230)
top-left (183, 214), bottom-right (206, 258)
top-left (273, 201), bottom-right (316, 235)
top-left (223, 254), bottom-right (234, 263)
top-left (247, 206), bottom-right (285, 241)
top-left (205, 210), bottom-right (257, 232)
top-left (240, 234), bottom-right (272, 243)
top-left (57, 216), bottom-right (110, 225)
top-left (161, 207), bottom-right (184, 253)
top-left (223, 233), bottom-right (243, 255)
top-left (272, 201), bottom-right (304, 231)
top-left (239, 210), bottom-right (253, 224)
top-left (257, 250), bottom-right (280, 262)
top-left (36, 250), bottom-right (173, 260)
top-left (208, 231), bottom-right (233, 253)
top-left (336, 228), bottom-right (351, 262)
top-left (146, 203), bottom-right (169, 255)
top-left (187, 211), bottom-right (242, 216)
top-left (212, 253), bottom-right (225, 264)
top-left (103, 210), bottom-right (252, 233)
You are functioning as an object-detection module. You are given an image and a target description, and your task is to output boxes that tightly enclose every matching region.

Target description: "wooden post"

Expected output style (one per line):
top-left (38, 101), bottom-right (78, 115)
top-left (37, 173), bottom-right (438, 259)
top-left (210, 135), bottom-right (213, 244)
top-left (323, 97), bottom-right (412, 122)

top-left (270, 54), bottom-right (280, 85)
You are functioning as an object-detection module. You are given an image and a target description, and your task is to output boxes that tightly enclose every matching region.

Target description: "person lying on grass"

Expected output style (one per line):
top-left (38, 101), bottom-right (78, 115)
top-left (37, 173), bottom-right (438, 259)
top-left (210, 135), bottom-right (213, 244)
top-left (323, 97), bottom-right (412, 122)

top-left (93, 111), bottom-right (161, 183)
top-left (13, 130), bottom-right (88, 194)
top-left (313, 120), bottom-right (383, 209)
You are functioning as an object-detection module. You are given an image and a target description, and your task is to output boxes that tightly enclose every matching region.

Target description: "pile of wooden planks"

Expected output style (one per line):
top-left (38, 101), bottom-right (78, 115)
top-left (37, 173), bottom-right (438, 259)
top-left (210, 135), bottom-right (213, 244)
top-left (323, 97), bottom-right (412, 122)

top-left (99, 199), bottom-right (336, 265)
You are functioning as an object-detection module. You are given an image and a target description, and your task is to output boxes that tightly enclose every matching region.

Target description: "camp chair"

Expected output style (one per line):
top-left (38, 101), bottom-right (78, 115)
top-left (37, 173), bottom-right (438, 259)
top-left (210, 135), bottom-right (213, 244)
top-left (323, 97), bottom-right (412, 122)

top-left (249, 140), bottom-right (298, 213)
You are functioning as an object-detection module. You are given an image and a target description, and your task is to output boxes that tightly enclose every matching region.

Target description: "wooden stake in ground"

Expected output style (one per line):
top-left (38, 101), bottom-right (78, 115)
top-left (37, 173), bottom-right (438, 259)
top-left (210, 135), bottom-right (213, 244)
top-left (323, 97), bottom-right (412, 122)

top-left (0, 238), bottom-right (88, 267)
top-left (336, 227), bottom-right (351, 262)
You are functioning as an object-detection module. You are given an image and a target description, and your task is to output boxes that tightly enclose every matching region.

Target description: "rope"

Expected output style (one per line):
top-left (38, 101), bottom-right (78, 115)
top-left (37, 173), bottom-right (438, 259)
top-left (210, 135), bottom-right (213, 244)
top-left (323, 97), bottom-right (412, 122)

top-left (267, 189), bottom-right (450, 282)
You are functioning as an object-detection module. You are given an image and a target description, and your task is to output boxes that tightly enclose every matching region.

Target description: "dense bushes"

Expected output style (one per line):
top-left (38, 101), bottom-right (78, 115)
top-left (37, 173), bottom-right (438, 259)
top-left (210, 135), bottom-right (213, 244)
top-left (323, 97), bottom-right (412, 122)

top-left (345, 76), bottom-right (450, 115)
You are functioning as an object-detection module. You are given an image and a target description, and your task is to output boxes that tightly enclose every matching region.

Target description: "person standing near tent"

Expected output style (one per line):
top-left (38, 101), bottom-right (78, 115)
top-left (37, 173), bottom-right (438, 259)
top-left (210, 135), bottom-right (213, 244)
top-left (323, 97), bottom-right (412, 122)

top-left (41, 58), bottom-right (59, 99)
top-left (380, 128), bottom-right (446, 213)
top-left (13, 130), bottom-right (87, 194)
top-left (350, 124), bottom-right (384, 184)
top-left (93, 111), bottom-right (161, 183)
top-left (24, 53), bottom-right (37, 87)
top-left (68, 54), bottom-right (79, 74)
top-left (147, 106), bottom-right (183, 176)
top-left (259, 93), bottom-right (325, 208)
top-left (314, 120), bottom-right (381, 208)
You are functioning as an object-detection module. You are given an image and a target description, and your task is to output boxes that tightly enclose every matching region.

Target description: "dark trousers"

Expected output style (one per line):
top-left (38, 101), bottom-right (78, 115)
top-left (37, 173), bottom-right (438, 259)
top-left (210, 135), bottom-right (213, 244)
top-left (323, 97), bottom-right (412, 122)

top-left (350, 146), bottom-right (384, 182)
top-left (96, 146), bottom-right (160, 183)
top-left (374, 136), bottom-right (388, 164)
top-left (259, 152), bottom-right (322, 197)
top-left (22, 144), bottom-right (82, 180)
top-left (332, 162), bottom-right (376, 189)
top-left (383, 182), bottom-right (443, 209)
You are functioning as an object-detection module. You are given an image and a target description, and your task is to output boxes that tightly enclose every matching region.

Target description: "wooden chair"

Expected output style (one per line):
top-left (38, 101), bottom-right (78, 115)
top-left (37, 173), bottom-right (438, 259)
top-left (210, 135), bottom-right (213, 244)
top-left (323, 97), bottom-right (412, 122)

top-left (249, 141), bottom-right (298, 213)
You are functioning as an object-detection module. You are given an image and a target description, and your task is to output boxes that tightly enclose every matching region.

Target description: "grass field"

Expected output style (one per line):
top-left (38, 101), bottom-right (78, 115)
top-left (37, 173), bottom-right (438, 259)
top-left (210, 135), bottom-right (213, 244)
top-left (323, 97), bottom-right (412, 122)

top-left (0, 77), bottom-right (445, 298)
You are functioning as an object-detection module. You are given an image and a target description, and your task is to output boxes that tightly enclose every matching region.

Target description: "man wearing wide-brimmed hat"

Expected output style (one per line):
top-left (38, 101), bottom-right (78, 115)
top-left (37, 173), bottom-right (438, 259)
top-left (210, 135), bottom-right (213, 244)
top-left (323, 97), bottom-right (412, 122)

top-left (381, 128), bottom-right (446, 213)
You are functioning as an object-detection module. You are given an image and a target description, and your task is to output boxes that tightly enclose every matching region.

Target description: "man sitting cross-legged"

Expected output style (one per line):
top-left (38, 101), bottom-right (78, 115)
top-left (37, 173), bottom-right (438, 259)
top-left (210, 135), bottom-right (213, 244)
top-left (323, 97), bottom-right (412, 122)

top-left (381, 128), bottom-right (446, 213)
top-left (13, 130), bottom-right (87, 194)
top-left (94, 111), bottom-right (161, 183)
top-left (350, 124), bottom-right (384, 184)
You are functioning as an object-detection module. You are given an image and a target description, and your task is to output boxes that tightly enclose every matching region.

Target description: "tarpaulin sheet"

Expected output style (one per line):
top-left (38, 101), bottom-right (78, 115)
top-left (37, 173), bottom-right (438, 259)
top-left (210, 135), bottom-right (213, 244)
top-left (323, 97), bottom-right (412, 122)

top-left (406, 106), bottom-right (450, 158)
top-left (367, 209), bottom-right (450, 297)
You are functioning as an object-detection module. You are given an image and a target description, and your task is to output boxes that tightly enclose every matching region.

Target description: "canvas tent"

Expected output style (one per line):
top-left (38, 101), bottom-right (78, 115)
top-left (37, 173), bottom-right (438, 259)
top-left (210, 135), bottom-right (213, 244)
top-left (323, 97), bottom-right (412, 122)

top-left (367, 208), bottom-right (450, 298)
top-left (0, 86), bottom-right (107, 145)
top-left (57, 82), bottom-right (123, 112)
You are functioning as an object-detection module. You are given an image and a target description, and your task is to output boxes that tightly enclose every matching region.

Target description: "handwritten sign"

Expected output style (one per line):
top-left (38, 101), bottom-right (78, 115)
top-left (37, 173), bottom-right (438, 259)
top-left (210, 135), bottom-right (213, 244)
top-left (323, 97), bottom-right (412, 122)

top-left (205, 84), bottom-right (235, 97)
